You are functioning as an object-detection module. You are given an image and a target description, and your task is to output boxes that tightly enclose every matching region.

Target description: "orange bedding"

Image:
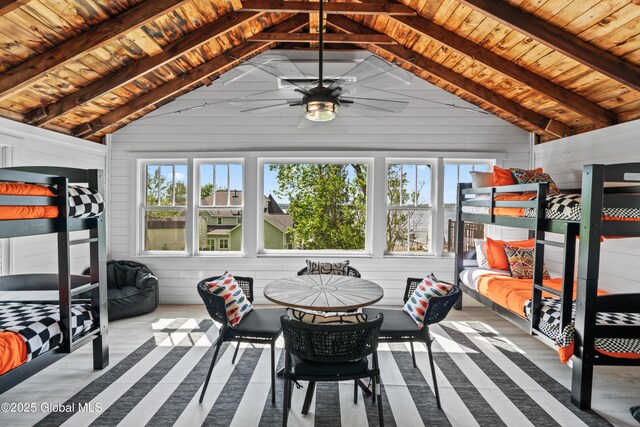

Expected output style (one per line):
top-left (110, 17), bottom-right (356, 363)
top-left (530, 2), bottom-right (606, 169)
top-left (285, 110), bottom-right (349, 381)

top-left (0, 182), bottom-right (58, 220)
top-left (0, 331), bottom-right (27, 375)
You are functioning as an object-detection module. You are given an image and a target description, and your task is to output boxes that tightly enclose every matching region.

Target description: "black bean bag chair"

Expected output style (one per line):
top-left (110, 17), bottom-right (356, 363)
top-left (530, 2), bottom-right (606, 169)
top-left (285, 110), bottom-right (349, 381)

top-left (84, 260), bottom-right (159, 321)
top-left (631, 405), bottom-right (640, 423)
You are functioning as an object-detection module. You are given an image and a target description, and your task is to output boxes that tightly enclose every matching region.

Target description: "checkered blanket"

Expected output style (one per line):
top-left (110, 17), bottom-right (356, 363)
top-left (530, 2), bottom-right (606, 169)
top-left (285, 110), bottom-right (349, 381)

top-left (523, 193), bottom-right (640, 221)
top-left (524, 298), bottom-right (640, 355)
top-left (0, 302), bottom-right (94, 360)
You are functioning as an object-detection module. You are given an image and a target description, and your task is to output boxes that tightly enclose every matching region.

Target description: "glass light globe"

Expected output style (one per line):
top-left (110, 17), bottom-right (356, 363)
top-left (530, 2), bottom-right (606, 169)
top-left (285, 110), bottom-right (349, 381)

top-left (305, 101), bottom-right (337, 122)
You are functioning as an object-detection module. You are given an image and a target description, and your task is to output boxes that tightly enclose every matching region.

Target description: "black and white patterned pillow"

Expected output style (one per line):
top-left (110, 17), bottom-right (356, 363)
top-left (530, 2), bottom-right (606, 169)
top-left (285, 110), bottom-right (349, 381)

top-left (68, 185), bottom-right (105, 218)
top-left (305, 260), bottom-right (350, 275)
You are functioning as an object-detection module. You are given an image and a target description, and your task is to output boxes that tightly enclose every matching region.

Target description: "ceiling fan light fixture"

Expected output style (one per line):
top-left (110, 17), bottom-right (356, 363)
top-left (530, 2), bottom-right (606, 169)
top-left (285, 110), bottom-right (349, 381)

top-left (305, 101), bottom-right (337, 122)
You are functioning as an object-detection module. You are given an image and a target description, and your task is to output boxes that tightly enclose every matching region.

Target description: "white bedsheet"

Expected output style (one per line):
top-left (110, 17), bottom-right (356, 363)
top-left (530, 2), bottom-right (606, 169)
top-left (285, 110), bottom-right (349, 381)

top-left (459, 267), bottom-right (510, 291)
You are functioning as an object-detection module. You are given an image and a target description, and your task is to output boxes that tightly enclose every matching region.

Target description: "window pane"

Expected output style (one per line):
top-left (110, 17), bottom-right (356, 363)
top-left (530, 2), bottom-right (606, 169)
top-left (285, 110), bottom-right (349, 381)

top-left (386, 209), bottom-right (431, 253)
top-left (200, 164), bottom-right (214, 202)
top-left (146, 165), bottom-right (160, 205)
top-left (387, 165), bottom-right (402, 205)
top-left (402, 164), bottom-right (416, 206)
top-left (144, 209), bottom-right (186, 251)
top-left (264, 163), bottom-right (367, 250)
top-left (215, 164), bottom-right (228, 191)
top-left (198, 209), bottom-right (242, 251)
top-left (146, 164), bottom-right (187, 207)
top-left (417, 164), bottom-right (431, 206)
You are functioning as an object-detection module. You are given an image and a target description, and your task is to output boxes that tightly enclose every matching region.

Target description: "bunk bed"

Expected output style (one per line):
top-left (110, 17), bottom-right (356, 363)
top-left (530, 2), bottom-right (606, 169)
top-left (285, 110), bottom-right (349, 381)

top-left (454, 163), bottom-right (640, 410)
top-left (0, 166), bottom-right (108, 394)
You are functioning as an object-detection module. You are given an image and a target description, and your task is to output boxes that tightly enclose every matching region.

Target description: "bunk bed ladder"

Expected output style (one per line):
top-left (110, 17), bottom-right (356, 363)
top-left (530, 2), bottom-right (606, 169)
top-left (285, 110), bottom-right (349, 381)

top-left (572, 164), bottom-right (605, 410)
top-left (454, 183), bottom-right (472, 310)
top-left (55, 176), bottom-right (73, 354)
top-left (530, 182), bottom-right (549, 333)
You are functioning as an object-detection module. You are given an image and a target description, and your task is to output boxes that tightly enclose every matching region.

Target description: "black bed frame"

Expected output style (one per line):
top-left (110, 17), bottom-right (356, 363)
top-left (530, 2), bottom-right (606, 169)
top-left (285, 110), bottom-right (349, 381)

top-left (0, 166), bottom-right (108, 394)
top-left (454, 163), bottom-right (640, 410)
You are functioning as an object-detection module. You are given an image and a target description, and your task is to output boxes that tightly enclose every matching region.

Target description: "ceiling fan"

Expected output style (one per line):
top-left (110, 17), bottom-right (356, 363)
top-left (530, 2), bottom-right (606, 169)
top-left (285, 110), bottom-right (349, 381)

top-left (221, 0), bottom-right (413, 125)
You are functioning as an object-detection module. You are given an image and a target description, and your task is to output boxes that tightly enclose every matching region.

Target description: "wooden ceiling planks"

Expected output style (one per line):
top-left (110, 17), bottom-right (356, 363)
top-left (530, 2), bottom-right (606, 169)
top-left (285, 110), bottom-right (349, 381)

top-left (0, 0), bottom-right (637, 142)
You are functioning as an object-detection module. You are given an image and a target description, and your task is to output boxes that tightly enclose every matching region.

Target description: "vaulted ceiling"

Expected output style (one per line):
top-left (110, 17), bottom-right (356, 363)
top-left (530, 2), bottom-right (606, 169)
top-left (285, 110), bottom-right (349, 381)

top-left (0, 0), bottom-right (639, 143)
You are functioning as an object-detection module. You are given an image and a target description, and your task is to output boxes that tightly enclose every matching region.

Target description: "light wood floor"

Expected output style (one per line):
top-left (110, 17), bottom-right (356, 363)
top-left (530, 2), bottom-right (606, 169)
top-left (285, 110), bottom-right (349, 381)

top-left (2, 302), bottom-right (639, 427)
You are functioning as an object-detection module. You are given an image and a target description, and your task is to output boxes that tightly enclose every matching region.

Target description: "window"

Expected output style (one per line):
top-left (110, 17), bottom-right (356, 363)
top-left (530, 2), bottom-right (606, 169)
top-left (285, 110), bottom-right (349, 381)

top-left (386, 163), bottom-right (432, 254)
top-left (443, 161), bottom-right (491, 254)
top-left (197, 162), bottom-right (243, 253)
top-left (219, 239), bottom-right (229, 250)
top-left (263, 162), bottom-right (368, 251)
top-left (142, 163), bottom-right (187, 252)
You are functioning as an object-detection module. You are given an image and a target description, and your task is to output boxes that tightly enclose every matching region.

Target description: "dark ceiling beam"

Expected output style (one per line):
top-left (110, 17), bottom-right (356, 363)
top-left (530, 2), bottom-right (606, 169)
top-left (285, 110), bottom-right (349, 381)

top-left (241, 0), bottom-right (415, 15)
top-left (249, 32), bottom-right (395, 44)
top-left (456, 0), bottom-right (640, 92)
top-left (0, 0), bottom-right (192, 103)
top-left (25, 10), bottom-right (264, 127)
top-left (0, 0), bottom-right (30, 16)
top-left (73, 15), bottom-right (308, 138)
top-left (355, 0), bottom-right (616, 126)
top-left (327, 15), bottom-right (571, 138)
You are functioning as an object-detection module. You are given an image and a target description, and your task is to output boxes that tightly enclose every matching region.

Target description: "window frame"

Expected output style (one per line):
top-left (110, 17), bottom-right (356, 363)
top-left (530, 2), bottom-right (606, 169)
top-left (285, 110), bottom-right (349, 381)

top-left (194, 159), bottom-right (245, 256)
top-left (257, 157), bottom-right (374, 256)
top-left (138, 159), bottom-right (189, 256)
top-left (384, 159), bottom-right (436, 257)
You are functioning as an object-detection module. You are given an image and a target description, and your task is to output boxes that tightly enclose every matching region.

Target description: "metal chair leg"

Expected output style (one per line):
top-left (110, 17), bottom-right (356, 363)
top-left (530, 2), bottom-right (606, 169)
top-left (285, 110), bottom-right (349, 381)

top-left (200, 338), bottom-right (223, 403)
top-left (376, 375), bottom-right (384, 427)
top-left (271, 342), bottom-right (276, 405)
top-left (282, 379), bottom-right (289, 427)
top-left (410, 341), bottom-right (417, 368)
top-left (302, 381), bottom-right (315, 415)
top-left (354, 380), bottom-right (358, 404)
top-left (371, 375), bottom-right (376, 404)
top-left (426, 335), bottom-right (441, 409)
top-left (232, 343), bottom-right (240, 364)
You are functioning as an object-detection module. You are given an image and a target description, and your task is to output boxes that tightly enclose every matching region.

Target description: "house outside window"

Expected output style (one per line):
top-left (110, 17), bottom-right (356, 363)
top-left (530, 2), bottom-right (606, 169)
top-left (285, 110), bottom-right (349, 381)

top-left (142, 163), bottom-right (187, 252)
top-left (386, 162), bottom-right (432, 254)
top-left (197, 161), bottom-right (243, 253)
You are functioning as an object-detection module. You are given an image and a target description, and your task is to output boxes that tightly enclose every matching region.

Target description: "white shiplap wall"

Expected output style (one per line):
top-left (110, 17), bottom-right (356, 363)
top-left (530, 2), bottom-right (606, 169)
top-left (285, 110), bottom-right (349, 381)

top-left (0, 117), bottom-right (107, 275)
top-left (534, 119), bottom-right (640, 293)
top-left (110, 50), bottom-right (531, 304)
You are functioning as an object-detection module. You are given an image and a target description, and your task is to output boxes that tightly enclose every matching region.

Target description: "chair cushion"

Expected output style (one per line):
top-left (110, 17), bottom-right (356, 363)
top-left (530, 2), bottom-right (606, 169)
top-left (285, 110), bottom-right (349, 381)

top-left (362, 308), bottom-right (420, 338)
top-left (230, 308), bottom-right (284, 337)
top-left (403, 276), bottom-right (452, 328)
top-left (292, 354), bottom-right (369, 377)
top-left (305, 260), bottom-right (350, 275)
top-left (286, 308), bottom-right (367, 324)
top-left (205, 272), bottom-right (253, 327)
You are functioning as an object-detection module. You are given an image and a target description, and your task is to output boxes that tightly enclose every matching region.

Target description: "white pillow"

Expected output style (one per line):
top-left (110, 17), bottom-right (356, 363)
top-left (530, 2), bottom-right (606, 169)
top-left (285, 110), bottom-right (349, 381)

top-left (474, 239), bottom-right (489, 268)
top-left (470, 171), bottom-right (493, 188)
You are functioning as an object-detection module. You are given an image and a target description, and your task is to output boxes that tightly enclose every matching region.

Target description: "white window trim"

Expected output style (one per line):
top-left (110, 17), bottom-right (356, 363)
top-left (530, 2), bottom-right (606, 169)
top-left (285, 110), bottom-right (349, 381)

top-left (137, 159), bottom-right (190, 256)
top-left (194, 158), bottom-right (245, 256)
top-left (257, 157), bottom-right (374, 256)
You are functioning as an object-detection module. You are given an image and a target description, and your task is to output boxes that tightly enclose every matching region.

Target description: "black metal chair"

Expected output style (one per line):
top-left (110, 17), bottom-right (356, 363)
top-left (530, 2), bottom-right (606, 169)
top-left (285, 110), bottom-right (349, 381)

top-left (297, 265), bottom-right (361, 277)
top-left (197, 275), bottom-right (284, 405)
top-left (280, 314), bottom-right (384, 427)
top-left (362, 278), bottom-right (461, 409)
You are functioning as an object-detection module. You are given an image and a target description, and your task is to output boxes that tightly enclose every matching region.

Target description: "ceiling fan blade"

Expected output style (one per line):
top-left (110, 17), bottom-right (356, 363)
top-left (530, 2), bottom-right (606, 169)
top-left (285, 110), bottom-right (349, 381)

top-left (240, 102), bottom-right (299, 113)
top-left (229, 56), bottom-right (316, 92)
top-left (342, 96), bottom-right (407, 104)
top-left (345, 99), bottom-right (409, 116)
top-left (326, 55), bottom-right (412, 94)
top-left (230, 98), bottom-right (300, 104)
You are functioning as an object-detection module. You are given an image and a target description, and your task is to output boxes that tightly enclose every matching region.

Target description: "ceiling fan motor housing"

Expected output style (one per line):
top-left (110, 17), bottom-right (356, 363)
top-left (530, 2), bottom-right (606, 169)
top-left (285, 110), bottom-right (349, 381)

top-left (302, 86), bottom-right (341, 122)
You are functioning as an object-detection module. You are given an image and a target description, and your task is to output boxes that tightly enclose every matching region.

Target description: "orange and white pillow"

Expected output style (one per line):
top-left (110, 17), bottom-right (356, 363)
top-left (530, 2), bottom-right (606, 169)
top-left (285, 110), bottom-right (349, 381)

top-left (403, 275), bottom-right (452, 328)
top-left (485, 237), bottom-right (535, 271)
top-left (205, 272), bottom-right (253, 327)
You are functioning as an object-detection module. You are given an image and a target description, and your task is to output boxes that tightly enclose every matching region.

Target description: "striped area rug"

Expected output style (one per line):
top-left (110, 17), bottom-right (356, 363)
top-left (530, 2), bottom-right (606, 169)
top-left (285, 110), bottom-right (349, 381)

top-left (30, 318), bottom-right (611, 427)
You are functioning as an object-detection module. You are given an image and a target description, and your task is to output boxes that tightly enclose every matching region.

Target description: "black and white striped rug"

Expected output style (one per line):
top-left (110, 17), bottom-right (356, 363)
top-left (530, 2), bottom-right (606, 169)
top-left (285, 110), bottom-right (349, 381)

top-left (27, 318), bottom-right (611, 427)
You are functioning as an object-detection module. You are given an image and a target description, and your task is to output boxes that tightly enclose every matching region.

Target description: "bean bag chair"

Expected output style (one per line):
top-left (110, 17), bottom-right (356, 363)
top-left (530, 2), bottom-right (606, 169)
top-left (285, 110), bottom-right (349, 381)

top-left (84, 260), bottom-right (159, 321)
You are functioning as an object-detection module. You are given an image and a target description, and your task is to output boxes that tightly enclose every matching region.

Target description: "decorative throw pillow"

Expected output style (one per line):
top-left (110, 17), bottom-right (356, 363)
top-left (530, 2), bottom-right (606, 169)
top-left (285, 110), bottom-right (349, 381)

top-left (486, 237), bottom-right (535, 271)
top-left (403, 276), bottom-right (452, 328)
top-left (493, 166), bottom-right (543, 187)
top-left (305, 260), bottom-right (349, 275)
top-left (503, 244), bottom-right (550, 279)
top-left (287, 308), bottom-right (367, 324)
top-left (474, 239), bottom-right (489, 268)
top-left (470, 171), bottom-right (493, 188)
top-left (205, 272), bottom-right (253, 327)
top-left (509, 168), bottom-right (562, 196)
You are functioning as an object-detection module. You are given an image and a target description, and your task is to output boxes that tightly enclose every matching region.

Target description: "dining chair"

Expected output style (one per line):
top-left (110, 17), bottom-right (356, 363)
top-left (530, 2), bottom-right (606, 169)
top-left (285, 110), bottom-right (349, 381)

top-left (280, 314), bottom-right (384, 427)
top-left (362, 278), bottom-right (461, 409)
top-left (197, 275), bottom-right (284, 405)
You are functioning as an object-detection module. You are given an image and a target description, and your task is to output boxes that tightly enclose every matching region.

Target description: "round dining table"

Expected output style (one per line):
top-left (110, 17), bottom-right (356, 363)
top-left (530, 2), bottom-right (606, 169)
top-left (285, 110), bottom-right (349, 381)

top-left (263, 274), bottom-right (384, 312)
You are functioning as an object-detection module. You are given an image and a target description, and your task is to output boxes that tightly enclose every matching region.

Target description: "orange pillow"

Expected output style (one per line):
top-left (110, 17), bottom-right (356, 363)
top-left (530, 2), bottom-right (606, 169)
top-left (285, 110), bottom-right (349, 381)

top-left (486, 237), bottom-right (535, 270)
top-left (492, 166), bottom-right (542, 187)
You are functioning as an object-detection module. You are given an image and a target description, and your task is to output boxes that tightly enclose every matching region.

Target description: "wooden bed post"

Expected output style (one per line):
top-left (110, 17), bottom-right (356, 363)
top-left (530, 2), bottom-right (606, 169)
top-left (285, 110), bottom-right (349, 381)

top-left (89, 169), bottom-right (109, 369)
top-left (454, 183), bottom-right (470, 310)
top-left (572, 164), bottom-right (605, 410)
top-left (55, 176), bottom-right (72, 354)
